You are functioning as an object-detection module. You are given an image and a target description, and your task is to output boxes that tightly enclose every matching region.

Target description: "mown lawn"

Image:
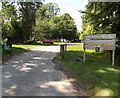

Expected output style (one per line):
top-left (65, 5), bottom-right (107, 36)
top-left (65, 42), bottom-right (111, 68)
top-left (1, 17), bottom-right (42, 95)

top-left (54, 42), bottom-right (65, 44)
top-left (2, 41), bottom-right (63, 59)
top-left (2, 44), bottom-right (42, 59)
top-left (55, 44), bottom-right (120, 96)
top-left (37, 41), bottom-right (65, 45)
top-left (0, 41), bottom-right (63, 59)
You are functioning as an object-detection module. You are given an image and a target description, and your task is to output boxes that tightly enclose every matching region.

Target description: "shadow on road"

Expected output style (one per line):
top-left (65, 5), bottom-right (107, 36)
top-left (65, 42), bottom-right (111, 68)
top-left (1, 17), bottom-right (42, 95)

top-left (2, 48), bottom-right (77, 96)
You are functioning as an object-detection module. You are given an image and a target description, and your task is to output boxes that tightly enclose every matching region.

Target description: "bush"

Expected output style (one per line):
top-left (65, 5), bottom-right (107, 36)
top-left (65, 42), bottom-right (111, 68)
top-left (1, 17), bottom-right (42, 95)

top-left (115, 46), bottom-right (120, 66)
top-left (116, 40), bottom-right (120, 46)
top-left (115, 46), bottom-right (120, 56)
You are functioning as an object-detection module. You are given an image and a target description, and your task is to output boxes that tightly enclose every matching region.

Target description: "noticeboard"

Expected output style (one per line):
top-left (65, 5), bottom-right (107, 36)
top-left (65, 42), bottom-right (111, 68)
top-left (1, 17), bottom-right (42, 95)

top-left (83, 34), bottom-right (116, 66)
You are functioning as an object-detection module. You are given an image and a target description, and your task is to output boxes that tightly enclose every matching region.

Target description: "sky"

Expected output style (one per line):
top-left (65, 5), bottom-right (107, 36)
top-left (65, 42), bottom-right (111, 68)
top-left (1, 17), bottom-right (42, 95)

top-left (0, 3), bottom-right (1, 9)
top-left (44, 0), bottom-right (88, 32)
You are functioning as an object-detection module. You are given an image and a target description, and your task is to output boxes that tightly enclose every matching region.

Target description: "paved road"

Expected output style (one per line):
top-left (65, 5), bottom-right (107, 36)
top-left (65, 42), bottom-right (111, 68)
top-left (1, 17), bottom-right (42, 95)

top-left (2, 46), bottom-right (78, 96)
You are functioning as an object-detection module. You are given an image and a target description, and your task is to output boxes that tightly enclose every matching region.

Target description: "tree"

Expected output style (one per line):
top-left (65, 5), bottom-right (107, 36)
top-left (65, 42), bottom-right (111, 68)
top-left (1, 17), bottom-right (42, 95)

top-left (1, 1), bottom-right (43, 43)
top-left (46, 2), bottom-right (60, 19)
top-left (18, 2), bottom-right (43, 43)
top-left (49, 16), bottom-right (61, 39)
top-left (49, 13), bottom-right (79, 40)
top-left (59, 13), bottom-right (79, 40)
top-left (81, 2), bottom-right (120, 45)
top-left (36, 2), bottom-right (60, 19)
top-left (34, 2), bottom-right (60, 40)
top-left (34, 17), bottom-right (50, 40)
top-left (2, 2), bottom-right (17, 40)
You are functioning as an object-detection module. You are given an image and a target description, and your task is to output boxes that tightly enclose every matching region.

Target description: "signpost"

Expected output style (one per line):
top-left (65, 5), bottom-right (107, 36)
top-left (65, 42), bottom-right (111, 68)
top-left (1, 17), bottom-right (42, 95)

top-left (83, 34), bottom-right (116, 66)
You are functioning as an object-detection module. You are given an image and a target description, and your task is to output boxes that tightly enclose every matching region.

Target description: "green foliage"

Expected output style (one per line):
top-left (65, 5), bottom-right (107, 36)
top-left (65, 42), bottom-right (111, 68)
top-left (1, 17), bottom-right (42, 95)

top-left (59, 13), bottom-right (79, 40)
top-left (1, 2), bottom-right (43, 43)
top-left (18, 2), bottom-right (43, 43)
top-left (82, 2), bottom-right (120, 44)
top-left (34, 3), bottom-right (78, 41)
top-left (2, 2), bottom-right (17, 39)
top-left (34, 2), bottom-right (60, 40)
top-left (36, 2), bottom-right (60, 19)
top-left (49, 16), bottom-right (61, 39)
top-left (34, 17), bottom-right (50, 40)
top-left (49, 13), bottom-right (79, 40)
top-left (1, 1), bottom-right (79, 43)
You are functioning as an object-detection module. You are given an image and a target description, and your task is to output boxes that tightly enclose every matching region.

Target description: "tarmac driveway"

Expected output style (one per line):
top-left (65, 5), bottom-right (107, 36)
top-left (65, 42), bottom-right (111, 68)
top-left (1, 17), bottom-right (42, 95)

top-left (2, 46), bottom-right (78, 96)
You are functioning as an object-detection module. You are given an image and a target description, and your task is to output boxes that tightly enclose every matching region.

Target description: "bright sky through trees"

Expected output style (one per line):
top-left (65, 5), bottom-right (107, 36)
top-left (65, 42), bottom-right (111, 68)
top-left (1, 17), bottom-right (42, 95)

top-left (0, 3), bottom-right (1, 10)
top-left (44, 0), bottom-right (88, 32)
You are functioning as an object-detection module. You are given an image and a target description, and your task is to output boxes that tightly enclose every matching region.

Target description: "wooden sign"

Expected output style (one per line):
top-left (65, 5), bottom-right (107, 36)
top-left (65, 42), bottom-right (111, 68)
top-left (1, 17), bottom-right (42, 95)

top-left (84, 40), bottom-right (116, 45)
top-left (84, 44), bottom-right (115, 50)
top-left (83, 34), bottom-right (116, 66)
top-left (84, 34), bottom-right (116, 40)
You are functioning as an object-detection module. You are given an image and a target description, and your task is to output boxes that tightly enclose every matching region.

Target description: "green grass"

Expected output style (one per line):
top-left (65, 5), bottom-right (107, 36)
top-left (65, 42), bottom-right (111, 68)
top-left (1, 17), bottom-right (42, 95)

top-left (37, 41), bottom-right (65, 45)
top-left (55, 44), bottom-right (120, 96)
top-left (54, 42), bottom-right (65, 44)
top-left (25, 41), bottom-right (65, 45)
top-left (2, 44), bottom-right (42, 59)
top-left (12, 44), bottom-right (42, 50)
top-left (2, 41), bottom-right (64, 59)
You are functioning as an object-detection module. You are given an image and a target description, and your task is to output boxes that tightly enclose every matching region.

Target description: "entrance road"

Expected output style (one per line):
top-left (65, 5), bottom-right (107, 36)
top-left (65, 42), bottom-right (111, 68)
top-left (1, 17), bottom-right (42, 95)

top-left (2, 46), bottom-right (78, 96)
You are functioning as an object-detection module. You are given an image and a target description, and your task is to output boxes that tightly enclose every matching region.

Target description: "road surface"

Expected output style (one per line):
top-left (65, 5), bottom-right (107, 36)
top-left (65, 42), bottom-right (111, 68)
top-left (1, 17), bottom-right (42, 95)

top-left (2, 45), bottom-right (80, 96)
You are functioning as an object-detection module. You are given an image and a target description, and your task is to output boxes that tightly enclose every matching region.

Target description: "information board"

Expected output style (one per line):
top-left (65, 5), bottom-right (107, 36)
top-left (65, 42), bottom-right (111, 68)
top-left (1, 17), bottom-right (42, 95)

top-left (83, 34), bottom-right (116, 66)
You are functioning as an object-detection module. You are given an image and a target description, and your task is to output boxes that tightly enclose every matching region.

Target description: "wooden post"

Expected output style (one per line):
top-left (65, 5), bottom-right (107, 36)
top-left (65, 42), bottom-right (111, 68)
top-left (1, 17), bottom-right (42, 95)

top-left (65, 44), bottom-right (67, 51)
top-left (112, 50), bottom-right (115, 66)
top-left (60, 45), bottom-right (65, 59)
top-left (83, 48), bottom-right (86, 63)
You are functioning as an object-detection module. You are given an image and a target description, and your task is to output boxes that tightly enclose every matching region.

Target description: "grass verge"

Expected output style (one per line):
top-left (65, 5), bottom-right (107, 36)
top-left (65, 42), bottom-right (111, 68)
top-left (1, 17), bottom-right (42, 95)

top-left (25, 41), bottom-right (64, 45)
top-left (2, 44), bottom-right (42, 59)
top-left (2, 41), bottom-right (64, 59)
top-left (55, 44), bottom-right (120, 96)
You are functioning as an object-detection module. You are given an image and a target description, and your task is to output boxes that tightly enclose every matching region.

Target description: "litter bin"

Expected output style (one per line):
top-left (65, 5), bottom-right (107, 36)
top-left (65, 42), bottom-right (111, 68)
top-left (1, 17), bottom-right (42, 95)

top-left (4, 41), bottom-right (12, 54)
top-left (60, 44), bottom-right (65, 59)
top-left (64, 44), bottom-right (67, 51)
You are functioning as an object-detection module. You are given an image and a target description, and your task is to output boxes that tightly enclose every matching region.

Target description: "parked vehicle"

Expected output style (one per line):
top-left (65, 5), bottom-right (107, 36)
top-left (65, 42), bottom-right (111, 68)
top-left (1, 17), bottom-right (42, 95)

top-left (42, 40), bottom-right (54, 44)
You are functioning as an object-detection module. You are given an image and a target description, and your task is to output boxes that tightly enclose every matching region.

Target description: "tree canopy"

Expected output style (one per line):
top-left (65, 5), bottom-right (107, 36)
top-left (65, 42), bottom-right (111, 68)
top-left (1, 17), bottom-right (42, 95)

top-left (81, 2), bottom-right (120, 45)
top-left (2, 2), bottom-right (43, 43)
top-left (1, 2), bottom-right (79, 43)
top-left (34, 3), bottom-right (79, 41)
top-left (50, 13), bottom-right (79, 40)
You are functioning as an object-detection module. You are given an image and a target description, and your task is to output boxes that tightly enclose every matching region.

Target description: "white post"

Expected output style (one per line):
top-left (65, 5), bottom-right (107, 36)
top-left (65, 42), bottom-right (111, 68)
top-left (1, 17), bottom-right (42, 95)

top-left (112, 50), bottom-right (115, 66)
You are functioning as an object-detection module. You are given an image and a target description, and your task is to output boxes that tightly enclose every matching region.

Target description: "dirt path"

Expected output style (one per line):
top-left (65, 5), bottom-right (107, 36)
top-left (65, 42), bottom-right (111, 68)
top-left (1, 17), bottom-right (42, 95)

top-left (2, 46), bottom-right (83, 96)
